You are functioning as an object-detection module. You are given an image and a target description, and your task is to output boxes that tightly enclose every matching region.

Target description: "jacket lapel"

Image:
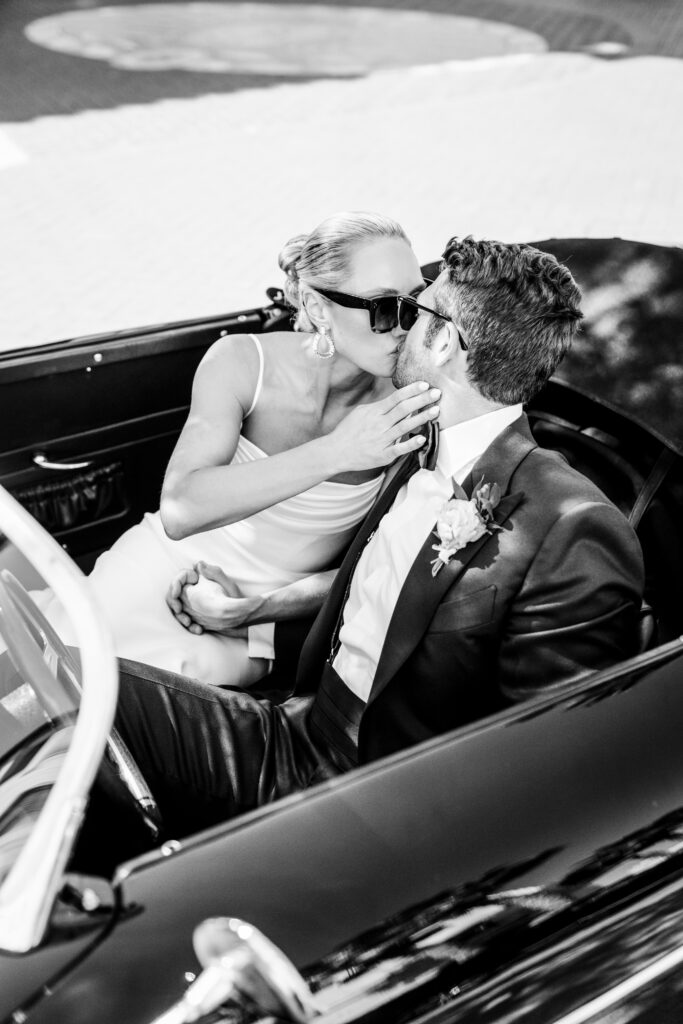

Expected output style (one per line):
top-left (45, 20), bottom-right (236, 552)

top-left (367, 416), bottom-right (536, 705)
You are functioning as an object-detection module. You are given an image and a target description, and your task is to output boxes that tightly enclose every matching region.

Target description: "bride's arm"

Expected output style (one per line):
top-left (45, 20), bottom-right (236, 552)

top-left (160, 335), bottom-right (438, 540)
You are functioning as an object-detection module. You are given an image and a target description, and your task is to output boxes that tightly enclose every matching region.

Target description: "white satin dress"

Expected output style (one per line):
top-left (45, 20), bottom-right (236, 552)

top-left (36, 336), bottom-right (383, 687)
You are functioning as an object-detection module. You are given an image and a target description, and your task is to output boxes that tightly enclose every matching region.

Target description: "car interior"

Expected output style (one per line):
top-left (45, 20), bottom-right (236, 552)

top-left (0, 269), bottom-right (682, 878)
top-left (1, 281), bottom-right (681, 643)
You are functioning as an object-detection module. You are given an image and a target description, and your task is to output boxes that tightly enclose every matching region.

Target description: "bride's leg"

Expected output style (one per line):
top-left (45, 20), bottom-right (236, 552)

top-left (155, 630), bottom-right (272, 689)
top-left (33, 520), bottom-right (269, 689)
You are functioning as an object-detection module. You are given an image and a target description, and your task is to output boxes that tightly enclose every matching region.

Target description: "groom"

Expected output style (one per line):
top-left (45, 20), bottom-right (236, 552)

top-left (115, 237), bottom-right (644, 836)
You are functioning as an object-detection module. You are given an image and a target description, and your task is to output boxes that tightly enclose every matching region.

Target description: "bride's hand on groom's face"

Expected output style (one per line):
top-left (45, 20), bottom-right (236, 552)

top-left (329, 381), bottom-right (441, 472)
top-left (166, 562), bottom-right (258, 636)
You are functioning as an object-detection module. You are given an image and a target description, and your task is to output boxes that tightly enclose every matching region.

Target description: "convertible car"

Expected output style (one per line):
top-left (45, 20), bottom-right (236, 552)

top-left (0, 242), bottom-right (682, 1024)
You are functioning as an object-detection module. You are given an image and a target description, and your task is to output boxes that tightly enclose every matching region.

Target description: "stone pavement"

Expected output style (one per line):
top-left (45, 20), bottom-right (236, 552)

top-left (0, 1), bottom-right (682, 350)
top-left (0, 0), bottom-right (644, 120)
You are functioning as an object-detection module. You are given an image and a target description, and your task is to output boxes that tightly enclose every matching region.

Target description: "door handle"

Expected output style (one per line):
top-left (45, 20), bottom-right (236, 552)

top-left (32, 451), bottom-right (94, 472)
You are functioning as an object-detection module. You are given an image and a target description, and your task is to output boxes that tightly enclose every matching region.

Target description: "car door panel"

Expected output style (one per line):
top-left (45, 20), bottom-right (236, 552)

top-left (0, 312), bottom-right (264, 569)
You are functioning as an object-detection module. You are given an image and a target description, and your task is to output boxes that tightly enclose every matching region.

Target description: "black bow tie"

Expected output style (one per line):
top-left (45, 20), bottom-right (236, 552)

top-left (418, 419), bottom-right (440, 471)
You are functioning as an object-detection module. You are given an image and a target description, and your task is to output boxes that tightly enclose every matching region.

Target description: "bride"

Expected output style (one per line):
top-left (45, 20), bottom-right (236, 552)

top-left (37, 211), bottom-right (440, 686)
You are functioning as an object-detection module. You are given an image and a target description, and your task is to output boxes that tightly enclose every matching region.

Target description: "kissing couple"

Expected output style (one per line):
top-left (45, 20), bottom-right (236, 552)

top-left (40, 211), bottom-right (645, 836)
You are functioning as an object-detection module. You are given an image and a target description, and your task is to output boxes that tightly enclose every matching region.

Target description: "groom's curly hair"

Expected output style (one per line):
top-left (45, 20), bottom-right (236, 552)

top-left (432, 237), bottom-right (583, 405)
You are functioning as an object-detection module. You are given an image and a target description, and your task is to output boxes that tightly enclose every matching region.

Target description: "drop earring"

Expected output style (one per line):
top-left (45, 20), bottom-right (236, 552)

top-left (313, 327), bottom-right (335, 359)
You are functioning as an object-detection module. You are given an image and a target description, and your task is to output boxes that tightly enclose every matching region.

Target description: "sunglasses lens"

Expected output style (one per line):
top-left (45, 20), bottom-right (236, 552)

top-left (398, 298), bottom-right (419, 332)
top-left (371, 296), bottom-right (400, 333)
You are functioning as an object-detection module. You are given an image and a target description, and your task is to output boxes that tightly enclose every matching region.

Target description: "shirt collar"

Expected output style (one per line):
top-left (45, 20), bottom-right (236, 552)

top-left (436, 404), bottom-right (524, 480)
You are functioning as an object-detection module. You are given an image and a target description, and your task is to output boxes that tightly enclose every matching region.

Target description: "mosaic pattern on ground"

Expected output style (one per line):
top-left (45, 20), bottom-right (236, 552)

top-left (24, 3), bottom-right (547, 74)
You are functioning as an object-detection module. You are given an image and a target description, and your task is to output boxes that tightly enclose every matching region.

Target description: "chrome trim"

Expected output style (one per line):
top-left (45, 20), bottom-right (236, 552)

top-left (0, 570), bottom-right (160, 838)
top-left (112, 839), bottom-right (183, 887)
top-left (0, 485), bottom-right (118, 952)
top-left (32, 452), bottom-right (94, 471)
top-left (0, 575), bottom-right (74, 721)
top-left (151, 917), bottom-right (318, 1024)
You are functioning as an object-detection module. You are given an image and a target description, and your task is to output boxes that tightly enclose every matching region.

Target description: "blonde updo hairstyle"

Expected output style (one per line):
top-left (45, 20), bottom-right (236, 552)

top-left (278, 211), bottom-right (409, 332)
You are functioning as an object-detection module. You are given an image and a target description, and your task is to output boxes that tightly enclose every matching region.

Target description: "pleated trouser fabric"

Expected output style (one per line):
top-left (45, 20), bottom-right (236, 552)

top-left (114, 658), bottom-right (347, 838)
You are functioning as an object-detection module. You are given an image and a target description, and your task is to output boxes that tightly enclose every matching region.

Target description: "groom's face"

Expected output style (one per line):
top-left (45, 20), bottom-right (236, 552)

top-left (392, 275), bottom-right (447, 389)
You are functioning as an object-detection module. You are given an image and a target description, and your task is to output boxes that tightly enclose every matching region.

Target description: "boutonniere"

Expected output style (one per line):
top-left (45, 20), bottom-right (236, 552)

top-left (431, 476), bottom-right (502, 577)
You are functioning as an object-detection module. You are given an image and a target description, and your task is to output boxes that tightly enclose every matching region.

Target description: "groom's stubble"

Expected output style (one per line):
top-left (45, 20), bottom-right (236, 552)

top-left (392, 337), bottom-right (431, 391)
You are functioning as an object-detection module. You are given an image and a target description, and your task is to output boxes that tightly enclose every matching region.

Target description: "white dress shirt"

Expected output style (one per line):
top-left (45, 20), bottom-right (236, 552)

top-left (332, 404), bottom-right (523, 702)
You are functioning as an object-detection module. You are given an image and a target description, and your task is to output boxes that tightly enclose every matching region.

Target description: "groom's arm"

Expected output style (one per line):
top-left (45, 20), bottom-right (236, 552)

top-left (171, 567), bottom-right (337, 635)
top-left (244, 570), bottom-right (337, 673)
top-left (498, 501), bottom-right (645, 702)
top-left (265, 571), bottom-right (340, 688)
top-left (166, 565), bottom-right (335, 687)
top-left (249, 570), bottom-right (338, 624)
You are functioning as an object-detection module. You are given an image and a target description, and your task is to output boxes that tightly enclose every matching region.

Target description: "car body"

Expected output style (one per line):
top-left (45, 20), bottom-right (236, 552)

top-left (0, 243), bottom-right (682, 1024)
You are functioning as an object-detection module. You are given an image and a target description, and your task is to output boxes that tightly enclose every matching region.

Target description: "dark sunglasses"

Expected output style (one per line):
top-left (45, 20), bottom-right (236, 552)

top-left (313, 284), bottom-right (468, 350)
top-left (312, 283), bottom-right (426, 334)
top-left (396, 296), bottom-right (468, 350)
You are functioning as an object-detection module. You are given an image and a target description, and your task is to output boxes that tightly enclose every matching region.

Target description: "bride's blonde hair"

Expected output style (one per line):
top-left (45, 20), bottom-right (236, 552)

top-left (278, 211), bottom-right (408, 331)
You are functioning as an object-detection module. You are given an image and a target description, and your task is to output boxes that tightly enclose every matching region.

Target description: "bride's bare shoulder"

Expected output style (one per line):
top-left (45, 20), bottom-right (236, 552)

top-left (210, 329), bottom-right (301, 360)
top-left (252, 331), bottom-right (312, 379)
top-left (192, 333), bottom-right (268, 409)
top-left (197, 330), bottom-right (304, 396)
top-left (257, 330), bottom-right (304, 355)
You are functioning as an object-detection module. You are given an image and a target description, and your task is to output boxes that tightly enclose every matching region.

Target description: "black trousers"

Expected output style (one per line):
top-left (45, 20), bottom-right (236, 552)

top-left (114, 658), bottom-right (345, 839)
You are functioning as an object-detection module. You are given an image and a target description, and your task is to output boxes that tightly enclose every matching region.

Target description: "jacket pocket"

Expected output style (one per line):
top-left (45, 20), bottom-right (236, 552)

top-left (429, 584), bottom-right (497, 634)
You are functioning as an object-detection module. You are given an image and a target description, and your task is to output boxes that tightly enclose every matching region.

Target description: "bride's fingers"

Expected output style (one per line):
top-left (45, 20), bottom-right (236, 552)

top-left (391, 433), bottom-right (426, 457)
top-left (166, 580), bottom-right (186, 614)
top-left (197, 560), bottom-right (243, 599)
top-left (380, 381), bottom-right (430, 411)
top-left (175, 600), bottom-right (204, 633)
top-left (384, 386), bottom-right (440, 424)
top-left (170, 570), bottom-right (197, 601)
top-left (390, 405), bottom-right (440, 441)
top-left (197, 561), bottom-right (226, 583)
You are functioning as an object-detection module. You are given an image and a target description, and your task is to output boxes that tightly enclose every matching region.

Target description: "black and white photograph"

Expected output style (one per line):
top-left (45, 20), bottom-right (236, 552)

top-left (0, 1), bottom-right (682, 1022)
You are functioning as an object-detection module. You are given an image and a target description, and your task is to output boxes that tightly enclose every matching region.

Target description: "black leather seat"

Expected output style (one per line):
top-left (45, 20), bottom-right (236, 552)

top-left (528, 411), bottom-right (683, 646)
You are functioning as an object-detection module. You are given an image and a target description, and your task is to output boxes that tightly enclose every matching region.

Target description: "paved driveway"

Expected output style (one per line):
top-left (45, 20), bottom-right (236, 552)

top-left (0, 0), bottom-right (682, 350)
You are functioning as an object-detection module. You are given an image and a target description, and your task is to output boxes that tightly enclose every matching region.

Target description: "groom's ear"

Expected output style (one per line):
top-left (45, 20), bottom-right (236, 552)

top-left (432, 322), bottom-right (461, 368)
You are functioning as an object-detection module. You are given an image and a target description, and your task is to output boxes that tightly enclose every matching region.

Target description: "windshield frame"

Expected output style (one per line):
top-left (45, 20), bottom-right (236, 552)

top-left (0, 485), bottom-right (118, 953)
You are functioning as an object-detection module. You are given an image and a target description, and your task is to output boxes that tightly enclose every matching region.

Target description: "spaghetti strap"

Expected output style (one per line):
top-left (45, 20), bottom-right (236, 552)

top-left (244, 334), bottom-right (265, 417)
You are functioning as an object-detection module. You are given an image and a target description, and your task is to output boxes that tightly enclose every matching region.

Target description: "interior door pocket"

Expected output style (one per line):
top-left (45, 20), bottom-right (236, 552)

top-left (10, 461), bottom-right (129, 534)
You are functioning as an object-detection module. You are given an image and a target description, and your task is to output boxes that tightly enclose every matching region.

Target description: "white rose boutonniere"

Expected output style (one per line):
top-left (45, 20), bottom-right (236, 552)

top-left (431, 477), bottom-right (502, 577)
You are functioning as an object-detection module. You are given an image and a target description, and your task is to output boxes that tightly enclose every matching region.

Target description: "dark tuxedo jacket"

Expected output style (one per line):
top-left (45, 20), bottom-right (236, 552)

top-left (282, 415), bottom-right (645, 764)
